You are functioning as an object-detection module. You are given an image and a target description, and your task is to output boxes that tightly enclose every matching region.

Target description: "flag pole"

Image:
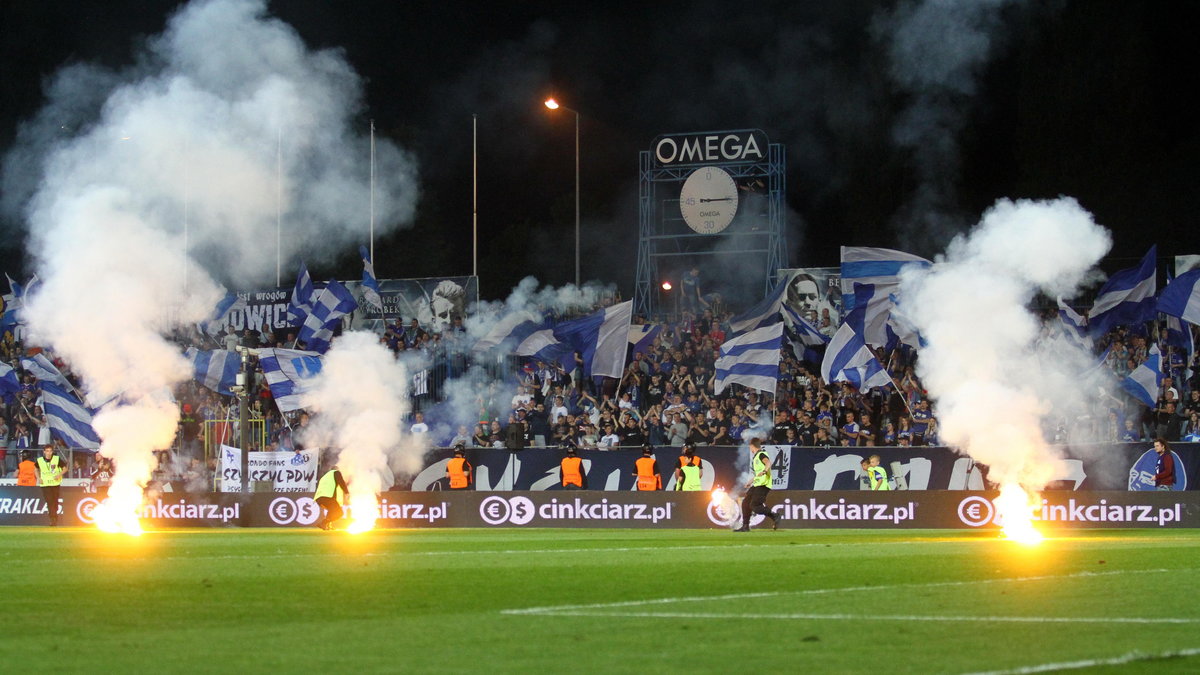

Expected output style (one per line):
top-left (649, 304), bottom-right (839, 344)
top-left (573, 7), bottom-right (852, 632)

top-left (276, 127), bottom-right (283, 288)
top-left (370, 119), bottom-right (376, 265)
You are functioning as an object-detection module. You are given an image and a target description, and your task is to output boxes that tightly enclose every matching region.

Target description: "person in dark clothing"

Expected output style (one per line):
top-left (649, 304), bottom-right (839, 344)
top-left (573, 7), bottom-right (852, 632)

top-left (1153, 438), bottom-right (1176, 490)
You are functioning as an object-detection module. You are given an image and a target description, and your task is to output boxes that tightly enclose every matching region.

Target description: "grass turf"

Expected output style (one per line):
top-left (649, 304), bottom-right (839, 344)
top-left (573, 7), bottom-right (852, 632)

top-left (1, 527), bottom-right (1198, 673)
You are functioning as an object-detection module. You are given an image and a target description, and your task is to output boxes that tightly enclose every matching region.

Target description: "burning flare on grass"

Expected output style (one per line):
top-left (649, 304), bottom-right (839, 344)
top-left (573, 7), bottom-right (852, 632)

top-left (996, 483), bottom-right (1044, 545)
top-left (710, 487), bottom-right (727, 505)
top-left (346, 493), bottom-right (380, 534)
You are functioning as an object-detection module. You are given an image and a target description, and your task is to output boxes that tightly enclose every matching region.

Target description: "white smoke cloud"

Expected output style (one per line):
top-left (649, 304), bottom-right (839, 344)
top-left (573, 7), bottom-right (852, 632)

top-left (14, 0), bottom-right (419, 527)
top-left (301, 331), bottom-right (420, 523)
top-left (899, 197), bottom-right (1111, 489)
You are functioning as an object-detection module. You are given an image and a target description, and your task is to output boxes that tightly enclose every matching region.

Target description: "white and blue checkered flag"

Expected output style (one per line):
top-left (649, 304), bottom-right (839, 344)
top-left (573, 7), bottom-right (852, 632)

top-left (259, 348), bottom-right (323, 412)
top-left (297, 279), bottom-right (359, 353)
top-left (287, 261), bottom-right (315, 326)
top-left (185, 348), bottom-right (240, 396)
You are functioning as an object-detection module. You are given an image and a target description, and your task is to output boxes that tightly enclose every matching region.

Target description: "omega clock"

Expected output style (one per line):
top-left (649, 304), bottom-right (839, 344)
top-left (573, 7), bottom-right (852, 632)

top-left (679, 166), bottom-right (738, 234)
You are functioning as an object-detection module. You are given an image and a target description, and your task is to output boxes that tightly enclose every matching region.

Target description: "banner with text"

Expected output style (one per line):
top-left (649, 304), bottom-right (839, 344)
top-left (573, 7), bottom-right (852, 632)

top-left (218, 445), bottom-right (319, 493)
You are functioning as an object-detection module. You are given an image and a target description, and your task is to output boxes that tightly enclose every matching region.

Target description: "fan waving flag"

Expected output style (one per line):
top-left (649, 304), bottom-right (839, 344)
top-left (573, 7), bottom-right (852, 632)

top-left (185, 348), bottom-right (239, 396)
top-left (714, 322), bottom-right (784, 395)
top-left (1121, 344), bottom-right (1162, 407)
top-left (0, 361), bottom-right (20, 396)
top-left (297, 280), bottom-right (359, 353)
top-left (473, 312), bottom-right (546, 352)
top-left (821, 322), bottom-right (892, 390)
top-left (39, 382), bottom-right (101, 449)
top-left (287, 262), bottom-right (315, 326)
top-left (259, 348), bottom-right (323, 412)
top-left (359, 245), bottom-right (384, 312)
top-left (1158, 268), bottom-right (1200, 325)
top-left (1088, 245), bottom-right (1157, 337)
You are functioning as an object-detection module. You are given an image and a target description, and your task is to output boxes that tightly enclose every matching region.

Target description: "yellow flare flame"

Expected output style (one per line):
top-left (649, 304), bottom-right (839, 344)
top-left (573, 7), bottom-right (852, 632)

top-left (710, 488), bottom-right (726, 506)
top-left (345, 493), bottom-right (379, 534)
top-left (91, 482), bottom-right (144, 536)
top-left (996, 483), bottom-right (1044, 545)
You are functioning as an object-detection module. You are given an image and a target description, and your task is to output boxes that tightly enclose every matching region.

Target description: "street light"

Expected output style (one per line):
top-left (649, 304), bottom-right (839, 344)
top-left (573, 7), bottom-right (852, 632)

top-left (544, 97), bottom-right (580, 287)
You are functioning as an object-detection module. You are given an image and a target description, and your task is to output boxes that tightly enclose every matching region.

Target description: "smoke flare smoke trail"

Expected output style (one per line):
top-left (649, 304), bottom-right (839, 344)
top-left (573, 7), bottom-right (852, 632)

top-left (302, 331), bottom-right (418, 533)
top-left (899, 197), bottom-right (1111, 538)
top-left (12, 0), bottom-right (418, 532)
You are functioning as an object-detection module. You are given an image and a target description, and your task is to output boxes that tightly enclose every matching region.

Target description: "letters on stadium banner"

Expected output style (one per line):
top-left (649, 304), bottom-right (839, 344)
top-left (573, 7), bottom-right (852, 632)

top-left (217, 445), bottom-right (319, 493)
top-left (199, 275), bottom-right (478, 335)
top-left (397, 443), bottom-right (1199, 492)
top-left (2, 488), bottom-right (1198, 529)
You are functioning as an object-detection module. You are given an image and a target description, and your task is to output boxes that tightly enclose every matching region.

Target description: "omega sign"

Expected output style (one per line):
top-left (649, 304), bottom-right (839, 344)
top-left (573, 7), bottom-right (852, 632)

top-left (653, 129), bottom-right (768, 167)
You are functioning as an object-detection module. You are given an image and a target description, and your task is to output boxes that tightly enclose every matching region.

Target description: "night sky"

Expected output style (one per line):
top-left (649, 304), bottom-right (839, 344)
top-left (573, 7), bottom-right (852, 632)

top-left (3, 0), bottom-right (1200, 303)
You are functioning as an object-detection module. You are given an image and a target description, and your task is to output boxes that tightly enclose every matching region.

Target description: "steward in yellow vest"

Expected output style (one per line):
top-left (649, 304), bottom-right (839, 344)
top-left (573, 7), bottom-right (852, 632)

top-left (36, 446), bottom-right (65, 526)
top-left (446, 444), bottom-right (473, 490)
top-left (633, 445), bottom-right (661, 491)
top-left (674, 442), bottom-right (702, 491)
top-left (314, 466), bottom-right (350, 530)
top-left (734, 438), bottom-right (780, 532)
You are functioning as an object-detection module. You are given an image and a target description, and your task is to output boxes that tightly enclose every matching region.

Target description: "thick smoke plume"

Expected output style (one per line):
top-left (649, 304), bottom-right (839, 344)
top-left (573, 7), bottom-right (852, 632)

top-left (301, 331), bottom-right (419, 528)
top-left (899, 197), bottom-right (1111, 490)
top-left (15, 0), bottom-right (418, 529)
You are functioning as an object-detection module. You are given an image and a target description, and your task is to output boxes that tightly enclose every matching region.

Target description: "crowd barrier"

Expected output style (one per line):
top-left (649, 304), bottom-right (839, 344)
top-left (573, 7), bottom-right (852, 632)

top-left (2, 488), bottom-right (1197, 529)
top-left (400, 443), bottom-right (1195, 492)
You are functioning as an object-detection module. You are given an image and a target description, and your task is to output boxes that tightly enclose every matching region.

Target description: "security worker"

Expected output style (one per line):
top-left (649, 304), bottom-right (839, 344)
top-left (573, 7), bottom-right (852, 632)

top-left (559, 446), bottom-right (586, 489)
top-left (735, 437), bottom-right (780, 532)
top-left (446, 444), bottom-right (473, 490)
top-left (868, 454), bottom-right (891, 491)
top-left (674, 442), bottom-right (703, 491)
top-left (633, 445), bottom-right (661, 491)
top-left (16, 451), bottom-right (37, 486)
top-left (36, 445), bottom-right (66, 526)
top-left (313, 465), bottom-right (350, 530)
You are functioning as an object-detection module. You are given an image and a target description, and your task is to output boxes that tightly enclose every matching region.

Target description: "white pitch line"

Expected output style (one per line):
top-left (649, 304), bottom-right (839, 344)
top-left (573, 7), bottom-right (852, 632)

top-left (502, 567), bottom-right (1182, 616)
top-left (961, 646), bottom-right (1200, 674)
top-left (517, 610), bottom-right (1199, 625)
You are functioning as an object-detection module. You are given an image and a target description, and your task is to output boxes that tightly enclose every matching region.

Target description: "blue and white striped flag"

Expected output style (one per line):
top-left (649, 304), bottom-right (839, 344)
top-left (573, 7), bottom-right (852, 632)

top-left (840, 247), bottom-right (931, 313)
top-left (1158, 268), bottom-right (1200, 325)
top-left (728, 279), bottom-right (788, 335)
top-left (821, 322), bottom-right (892, 391)
top-left (21, 353), bottom-right (70, 389)
top-left (359, 245), bottom-right (384, 312)
top-left (1089, 245), bottom-right (1157, 337)
top-left (1121, 344), bottom-right (1162, 408)
top-left (259, 348), bottom-right (323, 413)
top-left (473, 312), bottom-right (546, 352)
top-left (782, 303), bottom-right (828, 347)
top-left (714, 322), bottom-right (784, 395)
top-left (199, 291), bottom-right (247, 336)
top-left (297, 280), bottom-right (359, 353)
top-left (515, 301), bottom-right (633, 379)
top-left (287, 262), bottom-right (315, 326)
top-left (185, 348), bottom-right (240, 396)
top-left (0, 361), bottom-right (20, 395)
top-left (39, 382), bottom-right (101, 449)
top-left (1056, 297), bottom-right (1092, 349)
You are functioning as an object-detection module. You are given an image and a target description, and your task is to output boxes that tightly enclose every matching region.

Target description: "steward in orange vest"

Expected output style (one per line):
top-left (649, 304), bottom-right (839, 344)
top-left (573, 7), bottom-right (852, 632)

top-left (16, 452), bottom-right (37, 486)
top-left (559, 445), bottom-right (586, 489)
top-left (633, 445), bottom-right (661, 491)
top-left (446, 444), bottom-right (473, 490)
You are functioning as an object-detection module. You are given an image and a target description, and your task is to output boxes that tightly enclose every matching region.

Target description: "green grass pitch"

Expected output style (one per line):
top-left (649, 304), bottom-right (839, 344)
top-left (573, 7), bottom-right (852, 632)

top-left (2, 527), bottom-right (1199, 673)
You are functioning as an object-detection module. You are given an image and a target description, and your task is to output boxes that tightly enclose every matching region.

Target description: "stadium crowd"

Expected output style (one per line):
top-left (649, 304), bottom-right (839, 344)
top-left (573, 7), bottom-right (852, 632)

top-left (3, 286), bottom-right (1199, 491)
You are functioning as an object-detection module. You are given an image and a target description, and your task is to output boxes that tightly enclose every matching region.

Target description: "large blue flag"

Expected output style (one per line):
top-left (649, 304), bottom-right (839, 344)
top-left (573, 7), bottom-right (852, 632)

top-left (259, 348), bottom-right (323, 412)
top-left (1121, 344), bottom-right (1162, 407)
top-left (286, 262), bottom-right (315, 326)
top-left (821, 322), bottom-right (892, 391)
top-left (1158, 268), bottom-right (1200, 325)
top-left (359, 245), bottom-right (383, 312)
top-left (185, 348), bottom-right (239, 396)
top-left (1088, 245), bottom-right (1157, 337)
top-left (297, 280), bottom-right (359, 353)
top-left (727, 278), bottom-right (788, 335)
top-left (0, 361), bottom-right (20, 396)
top-left (840, 247), bottom-right (931, 313)
top-left (516, 301), bottom-right (633, 379)
top-left (714, 322), bottom-right (784, 395)
top-left (39, 382), bottom-right (101, 449)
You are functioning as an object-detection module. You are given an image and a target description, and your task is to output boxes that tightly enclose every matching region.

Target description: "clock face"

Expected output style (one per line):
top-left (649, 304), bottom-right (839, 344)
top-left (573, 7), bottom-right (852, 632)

top-left (679, 166), bottom-right (738, 234)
